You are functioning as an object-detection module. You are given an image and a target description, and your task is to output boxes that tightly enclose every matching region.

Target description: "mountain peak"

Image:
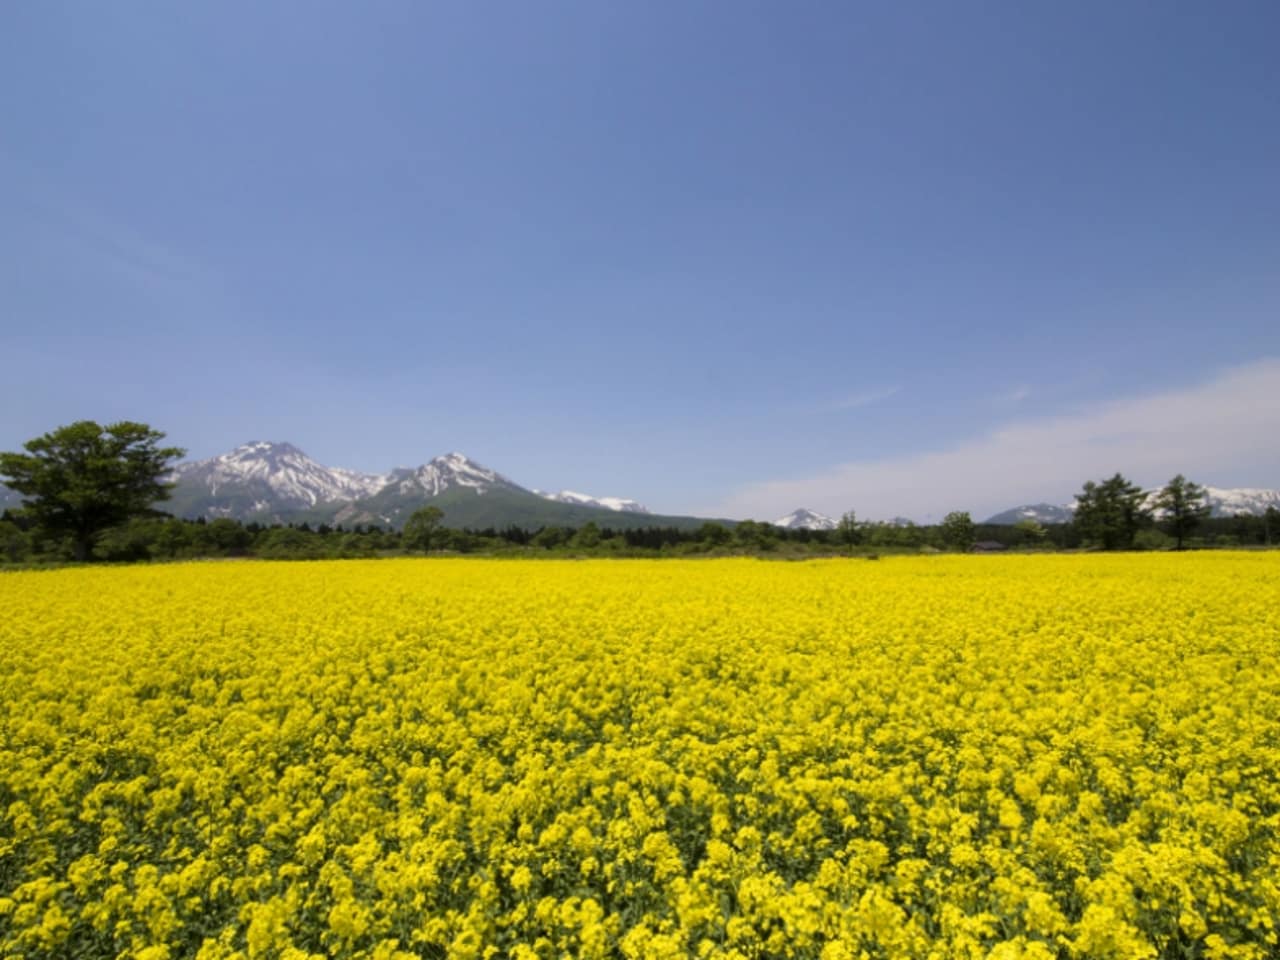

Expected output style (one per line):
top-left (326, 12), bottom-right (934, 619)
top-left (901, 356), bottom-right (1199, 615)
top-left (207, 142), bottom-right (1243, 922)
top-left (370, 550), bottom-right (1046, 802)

top-left (431, 451), bottom-right (483, 469)
top-left (774, 508), bottom-right (837, 530)
top-left (536, 489), bottom-right (651, 514)
top-left (170, 441), bottom-right (388, 514)
top-left (228, 440), bottom-right (306, 460)
top-left (394, 452), bottom-right (511, 497)
top-left (164, 443), bottom-right (667, 527)
top-left (983, 502), bottom-right (1075, 525)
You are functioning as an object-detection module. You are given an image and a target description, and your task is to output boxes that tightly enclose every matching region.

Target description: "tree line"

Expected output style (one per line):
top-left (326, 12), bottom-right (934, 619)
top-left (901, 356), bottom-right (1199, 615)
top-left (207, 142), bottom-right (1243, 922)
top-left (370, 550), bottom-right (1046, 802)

top-left (1, 420), bottom-right (1276, 564)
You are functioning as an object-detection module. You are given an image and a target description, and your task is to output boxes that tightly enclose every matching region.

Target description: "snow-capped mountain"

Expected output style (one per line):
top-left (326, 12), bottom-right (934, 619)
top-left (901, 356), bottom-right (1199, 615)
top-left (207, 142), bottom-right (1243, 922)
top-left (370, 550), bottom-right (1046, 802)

top-left (987, 486), bottom-right (1280, 525)
top-left (774, 508), bottom-right (837, 530)
top-left (167, 441), bottom-right (389, 519)
top-left (984, 503), bottom-right (1076, 525)
top-left (1199, 486), bottom-right (1280, 517)
top-left (535, 490), bottom-right (650, 514)
top-left (386, 452), bottom-right (514, 497)
top-left (164, 443), bottom-right (688, 529)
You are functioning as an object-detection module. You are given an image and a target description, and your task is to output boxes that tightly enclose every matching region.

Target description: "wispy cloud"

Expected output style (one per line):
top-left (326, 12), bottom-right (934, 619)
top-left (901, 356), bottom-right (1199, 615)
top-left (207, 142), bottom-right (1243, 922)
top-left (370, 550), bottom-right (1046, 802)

top-left (1000, 384), bottom-right (1032, 405)
top-left (715, 358), bottom-right (1280, 522)
top-left (829, 385), bottom-right (901, 411)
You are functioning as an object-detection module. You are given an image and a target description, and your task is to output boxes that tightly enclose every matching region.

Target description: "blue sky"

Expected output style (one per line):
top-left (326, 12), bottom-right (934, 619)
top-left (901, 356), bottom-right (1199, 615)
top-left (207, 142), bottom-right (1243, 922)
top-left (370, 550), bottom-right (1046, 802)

top-left (2, 1), bottom-right (1278, 521)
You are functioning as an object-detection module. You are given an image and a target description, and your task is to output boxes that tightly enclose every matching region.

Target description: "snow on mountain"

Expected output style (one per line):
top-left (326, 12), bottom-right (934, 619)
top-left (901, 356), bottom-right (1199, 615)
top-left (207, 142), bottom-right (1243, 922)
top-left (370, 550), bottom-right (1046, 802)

top-left (987, 487), bottom-right (1280, 524)
top-left (172, 441), bottom-right (389, 507)
top-left (984, 503), bottom-right (1076, 525)
top-left (167, 445), bottom-right (661, 523)
top-left (388, 452), bottom-right (513, 497)
top-left (535, 490), bottom-right (650, 514)
top-left (774, 508), bottom-right (837, 530)
top-left (1199, 486), bottom-right (1280, 517)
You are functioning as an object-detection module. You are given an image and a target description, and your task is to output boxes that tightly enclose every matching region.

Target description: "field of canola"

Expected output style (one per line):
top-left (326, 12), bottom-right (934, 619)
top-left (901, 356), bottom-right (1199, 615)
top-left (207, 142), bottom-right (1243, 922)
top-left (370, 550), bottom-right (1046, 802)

top-left (2, 555), bottom-right (1279, 960)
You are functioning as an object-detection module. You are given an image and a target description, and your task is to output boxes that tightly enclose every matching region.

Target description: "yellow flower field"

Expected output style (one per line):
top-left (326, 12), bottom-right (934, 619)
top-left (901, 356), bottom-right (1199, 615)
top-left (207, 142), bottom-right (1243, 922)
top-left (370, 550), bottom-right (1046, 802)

top-left (2, 555), bottom-right (1279, 959)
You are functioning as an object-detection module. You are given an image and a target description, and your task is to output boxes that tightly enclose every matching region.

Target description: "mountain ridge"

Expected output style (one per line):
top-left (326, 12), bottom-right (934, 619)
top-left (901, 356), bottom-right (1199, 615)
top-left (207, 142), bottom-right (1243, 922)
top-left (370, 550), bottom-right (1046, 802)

top-left (164, 442), bottom-right (702, 530)
top-left (986, 486), bottom-right (1280, 525)
top-left (535, 490), bottom-right (650, 514)
top-left (774, 508), bottom-right (837, 531)
top-left (7, 440), bottom-right (1277, 530)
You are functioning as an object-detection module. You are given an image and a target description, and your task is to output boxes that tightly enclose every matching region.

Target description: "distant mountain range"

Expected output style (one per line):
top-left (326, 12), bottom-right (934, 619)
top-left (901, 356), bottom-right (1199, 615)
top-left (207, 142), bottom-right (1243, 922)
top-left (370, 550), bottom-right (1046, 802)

top-left (774, 508), bottom-right (837, 531)
top-left (534, 489), bottom-right (649, 514)
top-left (985, 487), bottom-right (1280, 525)
top-left (162, 442), bottom-right (706, 530)
top-left (3, 441), bottom-right (1276, 532)
top-left (984, 503), bottom-right (1077, 525)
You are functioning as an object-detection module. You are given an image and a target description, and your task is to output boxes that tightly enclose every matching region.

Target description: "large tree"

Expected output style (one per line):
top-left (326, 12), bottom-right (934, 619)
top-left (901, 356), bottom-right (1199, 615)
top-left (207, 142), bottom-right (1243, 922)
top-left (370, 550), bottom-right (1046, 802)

top-left (1073, 472), bottom-right (1151, 550)
top-left (836, 510), bottom-right (861, 555)
top-left (940, 510), bottom-right (976, 552)
top-left (403, 505), bottom-right (445, 552)
top-left (0, 421), bottom-right (185, 561)
top-left (1151, 474), bottom-right (1210, 550)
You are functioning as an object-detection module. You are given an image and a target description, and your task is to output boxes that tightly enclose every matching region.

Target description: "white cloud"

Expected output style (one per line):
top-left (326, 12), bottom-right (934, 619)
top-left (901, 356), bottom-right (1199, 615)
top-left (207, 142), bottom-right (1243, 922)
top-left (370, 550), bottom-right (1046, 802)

top-left (715, 358), bottom-right (1280, 522)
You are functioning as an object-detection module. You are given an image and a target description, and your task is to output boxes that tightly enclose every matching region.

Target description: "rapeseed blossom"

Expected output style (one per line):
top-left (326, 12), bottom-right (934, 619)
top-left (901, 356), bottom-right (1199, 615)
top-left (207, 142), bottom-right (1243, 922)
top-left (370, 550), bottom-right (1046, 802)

top-left (1, 555), bottom-right (1278, 958)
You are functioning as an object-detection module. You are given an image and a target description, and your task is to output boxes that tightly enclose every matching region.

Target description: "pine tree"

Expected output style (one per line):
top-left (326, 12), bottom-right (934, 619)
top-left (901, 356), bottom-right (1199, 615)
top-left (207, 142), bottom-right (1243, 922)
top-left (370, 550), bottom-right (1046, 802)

top-left (836, 510), bottom-right (860, 555)
top-left (1073, 473), bottom-right (1150, 550)
top-left (1152, 474), bottom-right (1210, 550)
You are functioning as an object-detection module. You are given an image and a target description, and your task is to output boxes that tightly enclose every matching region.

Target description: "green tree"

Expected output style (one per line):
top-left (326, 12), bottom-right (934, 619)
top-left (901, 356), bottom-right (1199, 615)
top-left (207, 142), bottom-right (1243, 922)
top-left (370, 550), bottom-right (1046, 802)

top-left (441, 527), bottom-right (479, 553)
top-left (836, 510), bottom-right (861, 555)
top-left (531, 526), bottom-right (570, 550)
top-left (0, 518), bottom-right (30, 563)
top-left (570, 521), bottom-right (602, 550)
top-left (1073, 473), bottom-right (1150, 550)
top-left (696, 521), bottom-right (732, 547)
top-left (254, 526), bottom-right (323, 559)
top-left (95, 518), bottom-right (162, 562)
top-left (194, 518), bottom-right (253, 556)
top-left (1151, 474), bottom-right (1210, 550)
top-left (1012, 518), bottom-right (1047, 546)
top-left (0, 421), bottom-right (185, 561)
top-left (152, 519), bottom-right (193, 559)
top-left (939, 511), bottom-right (976, 552)
top-left (1266, 505), bottom-right (1279, 546)
top-left (734, 520), bottom-right (777, 551)
top-left (403, 505), bottom-right (445, 552)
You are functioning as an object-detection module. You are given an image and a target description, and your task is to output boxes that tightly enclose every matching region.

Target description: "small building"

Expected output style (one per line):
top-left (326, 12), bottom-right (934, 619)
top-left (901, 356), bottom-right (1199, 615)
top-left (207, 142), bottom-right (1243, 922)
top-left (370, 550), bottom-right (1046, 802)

top-left (971, 540), bottom-right (1008, 553)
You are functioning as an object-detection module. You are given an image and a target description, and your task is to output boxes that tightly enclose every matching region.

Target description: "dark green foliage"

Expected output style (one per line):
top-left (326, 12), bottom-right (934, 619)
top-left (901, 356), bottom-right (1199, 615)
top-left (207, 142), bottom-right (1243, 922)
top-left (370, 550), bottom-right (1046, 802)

top-left (94, 519), bottom-right (163, 562)
top-left (1011, 518), bottom-right (1048, 546)
top-left (696, 522), bottom-right (733, 546)
top-left (403, 505), bottom-right (445, 552)
top-left (1073, 473), bottom-right (1151, 551)
top-left (0, 518), bottom-right (29, 563)
top-left (940, 511), bottom-right (976, 552)
top-left (194, 518), bottom-right (254, 555)
top-left (531, 526), bottom-right (572, 549)
top-left (733, 520), bottom-right (778, 550)
top-left (863, 520), bottom-right (925, 548)
top-left (0, 421), bottom-right (185, 561)
top-left (1152, 474), bottom-right (1210, 550)
top-left (570, 521), bottom-right (602, 549)
top-left (836, 511), bottom-right (861, 555)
